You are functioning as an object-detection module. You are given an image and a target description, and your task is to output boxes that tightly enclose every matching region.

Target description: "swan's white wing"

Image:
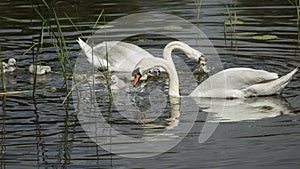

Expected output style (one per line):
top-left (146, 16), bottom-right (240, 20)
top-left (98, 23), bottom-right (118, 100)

top-left (219, 68), bottom-right (278, 89)
top-left (242, 67), bottom-right (298, 97)
top-left (190, 68), bottom-right (278, 98)
top-left (78, 38), bottom-right (110, 69)
top-left (93, 41), bottom-right (154, 72)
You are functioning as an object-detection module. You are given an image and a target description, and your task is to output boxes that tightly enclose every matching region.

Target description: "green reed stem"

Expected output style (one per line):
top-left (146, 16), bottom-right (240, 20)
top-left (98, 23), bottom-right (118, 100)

top-left (225, 5), bottom-right (233, 31)
top-left (21, 42), bottom-right (39, 58)
top-left (91, 11), bottom-right (113, 104)
top-left (224, 5), bottom-right (232, 43)
top-left (224, 18), bottom-right (227, 43)
top-left (32, 19), bottom-right (46, 98)
top-left (104, 43), bottom-right (113, 103)
top-left (289, 0), bottom-right (300, 46)
top-left (297, 0), bottom-right (300, 46)
top-left (65, 13), bottom-right (82, 36)
top-left (194, 0), bottom-right (203, 21)
top-left (0, 55), bottom-right (6, 92)
top-left (93, 9), bottom-right (104, 30)
top-left (33, 0), bottom-right (75, 98)
top-left (103, 13), bottom-right (113, 104)
top-left (225, 4), bottom-right (238, 48)
top-left (0, 89), bottom-right (43, 95)
top-left (53, 8), bottom-right (72, 92)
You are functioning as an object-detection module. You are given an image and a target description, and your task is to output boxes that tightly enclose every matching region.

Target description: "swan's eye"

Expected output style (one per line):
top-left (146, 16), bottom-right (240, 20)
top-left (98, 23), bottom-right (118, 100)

top-left (132, 67), bottom-right (140, 77)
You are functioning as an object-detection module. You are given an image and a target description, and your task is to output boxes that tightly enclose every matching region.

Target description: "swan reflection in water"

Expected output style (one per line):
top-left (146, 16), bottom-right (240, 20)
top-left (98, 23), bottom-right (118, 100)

top-left (193, 96), bottom-right (294, 122)
top-left (129, 92), bottom-right (295, 125)
top-left (73, 72), bottom-right (296, 157)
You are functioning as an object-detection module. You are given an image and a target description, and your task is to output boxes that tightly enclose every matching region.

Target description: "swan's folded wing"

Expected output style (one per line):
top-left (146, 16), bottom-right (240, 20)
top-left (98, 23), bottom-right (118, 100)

top-left (190, 68), bottom-right (278, 97)
top-left (220, 68), bottom-right (278, 89)
top-left (93, 41), bottom-right (154, 72)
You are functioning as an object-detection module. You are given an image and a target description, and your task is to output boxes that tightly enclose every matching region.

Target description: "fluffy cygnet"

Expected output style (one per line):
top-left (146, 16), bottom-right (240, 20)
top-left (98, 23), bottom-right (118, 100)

top-left (29, 64), bottom-right (51, 75)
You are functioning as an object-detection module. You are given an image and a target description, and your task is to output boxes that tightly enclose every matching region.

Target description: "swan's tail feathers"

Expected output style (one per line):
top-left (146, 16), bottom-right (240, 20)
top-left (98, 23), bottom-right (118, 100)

top-left (243, 67), bottom-right (298, 97)
top-left (77, 38), bottom-right (91, 53)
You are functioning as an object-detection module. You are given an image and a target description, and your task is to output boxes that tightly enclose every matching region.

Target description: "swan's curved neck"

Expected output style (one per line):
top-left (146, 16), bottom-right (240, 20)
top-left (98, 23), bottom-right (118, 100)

top-left (154, 59), bottom-right (180, 97)
top-left (163, 41), bottom-right (195, 66)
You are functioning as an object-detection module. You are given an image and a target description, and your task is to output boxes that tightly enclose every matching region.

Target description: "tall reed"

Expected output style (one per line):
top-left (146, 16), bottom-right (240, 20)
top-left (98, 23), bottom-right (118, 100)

top-left (224, 3), bottom-right (239, 48)
top-left (225, 5), bottom-right (236, 33)
top-left (194, 0), bottom-right (203, 22)
top-left (92, 10), bottom-right (114, 104)
top-left (289, 0), bottom-right (300, 46)
top-left (31, 20), bottom-right (46, 98)
top-left (62, 9), bottom-right (108, 105)
top-left (0, 52), bottom-right (6, 92)
top-left (32, 1), bottom-right (75, 99)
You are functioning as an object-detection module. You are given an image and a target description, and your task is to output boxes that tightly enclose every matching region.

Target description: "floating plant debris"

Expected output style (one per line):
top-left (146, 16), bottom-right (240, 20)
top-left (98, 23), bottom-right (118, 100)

top-left (163, 25), bottom-right (183, 31)
top-left (234, 32), bottom-right (257, 36)
top-left (224, 20), bottom-right (244, 25)
top-left (252, 35), bottom-right (278, 40)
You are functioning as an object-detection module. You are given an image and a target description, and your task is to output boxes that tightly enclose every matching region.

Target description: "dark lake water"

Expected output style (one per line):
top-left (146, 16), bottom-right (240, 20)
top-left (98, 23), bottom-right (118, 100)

top-left (0, 0), bottom-right (300, 168)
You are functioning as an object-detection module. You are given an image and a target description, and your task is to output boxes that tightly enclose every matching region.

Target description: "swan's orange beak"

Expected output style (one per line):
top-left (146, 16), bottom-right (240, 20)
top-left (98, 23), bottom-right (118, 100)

top-left (133, 73), bottom-right (141, 87)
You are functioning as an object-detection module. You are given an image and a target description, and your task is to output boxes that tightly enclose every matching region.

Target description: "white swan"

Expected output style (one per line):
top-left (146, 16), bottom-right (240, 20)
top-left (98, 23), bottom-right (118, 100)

top-left (29, 64), bottom-right (51, 75)
top-left (77, 38), bottom-right (205, 72)
top-left (1, 58), bottom-right (16, 73)
top-left (132, 57), bottom-right (298, 98)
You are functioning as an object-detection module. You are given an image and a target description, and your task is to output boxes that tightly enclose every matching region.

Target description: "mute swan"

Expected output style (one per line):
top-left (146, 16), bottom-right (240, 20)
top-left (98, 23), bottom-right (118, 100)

top-left (1, 58), bottom-right (16, 73)
top-left (77, 38), bottom-right (206, 72)
top-left (132, 57), bottom-right (298, 98)
top-left (29, 64), bottom-right (51, 75)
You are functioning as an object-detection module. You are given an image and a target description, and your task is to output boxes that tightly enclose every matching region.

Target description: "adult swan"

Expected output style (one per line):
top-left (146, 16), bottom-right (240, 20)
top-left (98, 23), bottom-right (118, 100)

top-left (132, 57), bottom-right (298, 98)
top-left (77, 38), bottom-right (205, 72)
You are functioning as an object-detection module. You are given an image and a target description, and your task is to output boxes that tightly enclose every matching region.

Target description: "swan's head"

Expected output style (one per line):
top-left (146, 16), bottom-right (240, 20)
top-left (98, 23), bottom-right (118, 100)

top-left (193, 49), bottom-right (206, 63)
top-left (132, 57), bottom-right (166, 87)
top-left (132, 67), bottom-right (142, 87)
top-left (43, 66), bottom-right (51, 73)
top-left (183, 45), bottom-right (207, 73)
top-left (111, 75), bottom-right (118, 84)
top-left (8, 58), bottom-right (16, 67)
